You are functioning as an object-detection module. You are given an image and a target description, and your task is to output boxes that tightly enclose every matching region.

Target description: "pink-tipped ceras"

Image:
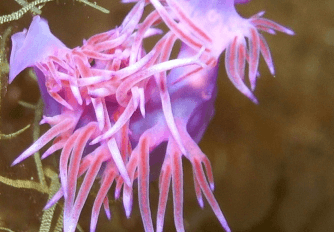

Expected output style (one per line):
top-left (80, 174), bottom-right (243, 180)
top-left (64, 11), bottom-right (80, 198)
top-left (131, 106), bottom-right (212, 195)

top-left (8, 0), bottom-right (293, 231)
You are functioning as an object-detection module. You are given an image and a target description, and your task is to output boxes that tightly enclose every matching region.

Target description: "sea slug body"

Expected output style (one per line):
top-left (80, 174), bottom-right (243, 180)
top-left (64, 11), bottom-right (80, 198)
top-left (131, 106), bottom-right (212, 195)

top-left (8, 1), bottom-right (293, 231)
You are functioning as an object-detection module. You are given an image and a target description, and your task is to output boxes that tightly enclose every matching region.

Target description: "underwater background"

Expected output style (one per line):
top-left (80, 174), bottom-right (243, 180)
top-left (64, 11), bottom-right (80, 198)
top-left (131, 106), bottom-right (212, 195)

top-left (0, 0), bottom-right (333, 231)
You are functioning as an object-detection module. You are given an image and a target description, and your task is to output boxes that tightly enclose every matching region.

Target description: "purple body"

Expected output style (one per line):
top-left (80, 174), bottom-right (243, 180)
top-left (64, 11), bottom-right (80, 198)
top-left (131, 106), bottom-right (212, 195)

top-left (8, 1), bottom-right (293, 232)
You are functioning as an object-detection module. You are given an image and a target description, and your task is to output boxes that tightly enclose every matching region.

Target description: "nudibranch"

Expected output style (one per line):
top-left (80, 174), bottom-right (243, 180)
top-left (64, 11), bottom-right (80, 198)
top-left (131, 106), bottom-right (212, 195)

top-left (8, 0), bottom-right (293, 232)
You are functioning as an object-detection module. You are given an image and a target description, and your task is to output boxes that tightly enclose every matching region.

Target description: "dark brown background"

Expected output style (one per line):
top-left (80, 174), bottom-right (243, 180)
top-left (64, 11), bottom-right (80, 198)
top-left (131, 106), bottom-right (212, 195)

top-left (0, 0), bottom-right (333, 231)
